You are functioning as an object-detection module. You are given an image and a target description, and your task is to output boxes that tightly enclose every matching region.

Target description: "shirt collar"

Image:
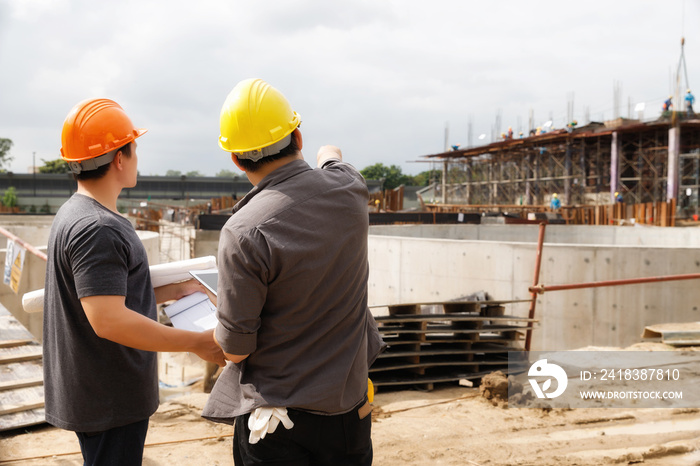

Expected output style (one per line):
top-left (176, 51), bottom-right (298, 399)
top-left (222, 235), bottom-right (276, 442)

top-left (233, 159), bottom-right (311, 213)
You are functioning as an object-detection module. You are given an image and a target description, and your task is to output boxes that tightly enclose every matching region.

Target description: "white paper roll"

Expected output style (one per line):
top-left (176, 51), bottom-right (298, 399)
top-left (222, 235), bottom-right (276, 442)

top-left (149, 255), bottom-right (217, 288)
top-left (21, 288), bottom-right (45, 314)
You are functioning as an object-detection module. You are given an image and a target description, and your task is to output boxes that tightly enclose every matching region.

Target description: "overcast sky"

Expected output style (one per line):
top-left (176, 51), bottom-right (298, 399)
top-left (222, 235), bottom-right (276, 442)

top-left (1, 0), bottom-right (699, 177)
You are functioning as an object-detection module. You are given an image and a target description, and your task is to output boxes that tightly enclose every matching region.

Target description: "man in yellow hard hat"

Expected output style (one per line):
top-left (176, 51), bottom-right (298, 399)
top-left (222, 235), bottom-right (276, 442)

top-left (202, 78), bottom-right (385, 465)
top-left (43, 98), bottom-right (225, 466)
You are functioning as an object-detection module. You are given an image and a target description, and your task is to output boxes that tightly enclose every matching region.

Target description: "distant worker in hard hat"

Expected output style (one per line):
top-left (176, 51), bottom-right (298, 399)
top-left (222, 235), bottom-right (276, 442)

top-left (507, 127), bottom-right (513, 139)
top-left (550, 193), bottom-right (561, 210)
top-left (43, 99), bottom-right (225, 465)
top-left (663, 95), bottom-right (673, 113)
top-left (685, 89), bottom-right (695, 116)
top-left (615, 191), bottom-right (623, 203)
top-left (202, 78), bottom-right (385, 465)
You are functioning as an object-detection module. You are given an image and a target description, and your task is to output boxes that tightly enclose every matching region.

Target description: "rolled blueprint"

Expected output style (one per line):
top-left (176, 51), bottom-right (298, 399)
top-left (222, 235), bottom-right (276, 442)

top-left (149, 255), bottom-right (217, 288)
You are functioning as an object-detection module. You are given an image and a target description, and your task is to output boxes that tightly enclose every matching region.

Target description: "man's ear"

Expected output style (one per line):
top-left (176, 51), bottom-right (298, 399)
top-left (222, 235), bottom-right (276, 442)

top-left (231, 153), bottom-right (245, 172)
top-left (113, 150), bottom-right (124, 170)
top-left (293, 128), bottom-right (303, 150)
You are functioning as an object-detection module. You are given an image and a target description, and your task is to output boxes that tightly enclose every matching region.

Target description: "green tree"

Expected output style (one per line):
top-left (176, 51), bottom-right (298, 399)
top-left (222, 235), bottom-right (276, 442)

top-left (2, 186), bottom-right (17, 208)
top-left (185, 170), bottom-right (203, 177)
top-left (413, 170), bottom-right (442, 186)
top-left (360, 163), bottom-right (414, 190)
top-left (216, 169), bottom-right (240, 179)
top-left (0, 138), bottom-right (14, 172)
top-left (38, 158), bottom-right (71, 174)
top-left (165, 170), bottom-right (182, 177)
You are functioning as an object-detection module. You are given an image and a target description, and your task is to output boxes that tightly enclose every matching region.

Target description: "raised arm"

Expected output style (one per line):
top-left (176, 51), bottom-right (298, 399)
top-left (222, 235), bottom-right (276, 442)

top-left (317, 145), bottom-right (343, 168)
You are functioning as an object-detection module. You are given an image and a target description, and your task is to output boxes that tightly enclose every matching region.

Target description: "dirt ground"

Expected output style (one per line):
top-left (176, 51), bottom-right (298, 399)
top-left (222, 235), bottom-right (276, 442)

top-left (1, 344), bottom-right (699, 466)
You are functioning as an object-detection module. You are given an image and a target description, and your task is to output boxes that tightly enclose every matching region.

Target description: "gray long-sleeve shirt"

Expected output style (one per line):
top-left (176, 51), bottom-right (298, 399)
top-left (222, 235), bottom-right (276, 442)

top-left (203, 158), bottom-right (384, 422)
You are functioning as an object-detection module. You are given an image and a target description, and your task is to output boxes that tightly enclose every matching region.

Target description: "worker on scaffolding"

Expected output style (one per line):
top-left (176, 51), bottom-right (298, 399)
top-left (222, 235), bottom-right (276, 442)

top-left (550, 193), bottom-right (561, 210)
top-left (203, 78), bottom-right (385, 465)
top-left (685, 89), bottom-right (695, 116)
top-left (615, 191), bottom-right (624, 203)
top-left (663, 95), bottom-right (673, 113)
top-left (43, 98), bottom-right (225, 465)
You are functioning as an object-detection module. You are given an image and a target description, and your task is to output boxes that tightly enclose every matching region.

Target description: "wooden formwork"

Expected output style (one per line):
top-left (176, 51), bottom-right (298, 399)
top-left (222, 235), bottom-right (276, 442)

top-left (370, 300), bottom-right (534, 391)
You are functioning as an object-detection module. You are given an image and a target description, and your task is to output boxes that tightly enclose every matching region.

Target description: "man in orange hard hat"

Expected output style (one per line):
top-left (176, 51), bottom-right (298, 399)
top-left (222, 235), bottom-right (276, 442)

top-left (43, 98), bottom-right (225, 465)
top-left (202, 78), bottom-right (385, 465)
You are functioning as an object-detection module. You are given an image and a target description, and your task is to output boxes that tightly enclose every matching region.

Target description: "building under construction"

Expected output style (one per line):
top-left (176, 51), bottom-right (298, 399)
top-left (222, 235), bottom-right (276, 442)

top-left (421, 114), bottom-right (700, 222)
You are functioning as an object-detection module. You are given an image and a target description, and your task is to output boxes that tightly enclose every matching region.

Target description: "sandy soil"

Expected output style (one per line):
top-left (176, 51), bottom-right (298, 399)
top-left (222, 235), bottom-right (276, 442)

top-left (1, 344), bottom-right (699, 465)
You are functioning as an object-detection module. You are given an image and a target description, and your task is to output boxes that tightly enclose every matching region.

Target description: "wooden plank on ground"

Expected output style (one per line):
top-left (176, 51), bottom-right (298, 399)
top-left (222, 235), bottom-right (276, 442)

top-left (0, 347), bottom-right (42, 364)
top-left (0, 304), bottom-right (46, 432)
top-left (0, 401), bottom-right (44, 416)
top-left (0, 377), bottom-right (43, 391)
top-left (0, 408), bottom-right (45, 432)
top-left (0, 339), bottom-right (34, 349)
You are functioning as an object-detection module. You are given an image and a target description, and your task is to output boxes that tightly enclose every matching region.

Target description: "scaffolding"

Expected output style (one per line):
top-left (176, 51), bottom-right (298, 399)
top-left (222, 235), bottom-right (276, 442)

top-left (422, 118), bottom-right (700, 218)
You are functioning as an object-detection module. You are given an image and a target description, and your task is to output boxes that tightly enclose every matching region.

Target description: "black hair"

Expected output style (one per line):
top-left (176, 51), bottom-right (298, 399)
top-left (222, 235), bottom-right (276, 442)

top-left (235, 130), bottom-right (300, 173)
top-left (74, 142), bottom-right (132, 181)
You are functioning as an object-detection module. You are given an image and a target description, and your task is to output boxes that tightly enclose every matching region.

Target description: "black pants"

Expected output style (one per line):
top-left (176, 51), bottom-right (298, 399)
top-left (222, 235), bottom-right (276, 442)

top-left (233, 402), bottom-right (372, 466)
top-left (75, 418), bottom-right (149, 466)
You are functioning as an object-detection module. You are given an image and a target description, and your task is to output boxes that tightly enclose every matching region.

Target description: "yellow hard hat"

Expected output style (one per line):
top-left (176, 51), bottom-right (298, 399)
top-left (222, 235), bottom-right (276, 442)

top-left (552, 193), bottom-right (558, 198)
top-left (219, 78), bottom-right (301, 161)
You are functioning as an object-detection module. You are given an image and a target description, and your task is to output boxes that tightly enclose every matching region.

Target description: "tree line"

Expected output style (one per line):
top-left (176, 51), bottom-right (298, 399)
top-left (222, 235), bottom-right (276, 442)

top-left (0, 137), bottom-right (447, 189)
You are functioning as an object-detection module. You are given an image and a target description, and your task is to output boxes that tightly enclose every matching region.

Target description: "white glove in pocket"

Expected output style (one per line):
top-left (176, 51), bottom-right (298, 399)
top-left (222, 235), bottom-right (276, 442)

top-left (248, 407), bottom-right (294, 444)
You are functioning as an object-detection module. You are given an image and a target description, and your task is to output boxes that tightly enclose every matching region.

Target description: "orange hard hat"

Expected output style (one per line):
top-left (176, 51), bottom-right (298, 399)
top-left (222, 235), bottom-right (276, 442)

top-left (61, 98), bottom-right (147, 172)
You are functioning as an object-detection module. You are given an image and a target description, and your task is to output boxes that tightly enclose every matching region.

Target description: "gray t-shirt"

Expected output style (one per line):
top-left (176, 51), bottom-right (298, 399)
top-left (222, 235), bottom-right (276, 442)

top-left (203, 159), bottom-right (385, 422)
top-left (43, 194), bottom-right (159, 432)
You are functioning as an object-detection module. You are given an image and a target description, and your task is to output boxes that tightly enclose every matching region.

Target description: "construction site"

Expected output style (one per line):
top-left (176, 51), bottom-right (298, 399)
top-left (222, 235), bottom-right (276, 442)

top-left (1, 121), bottom-right (700, 463)
top-left (2, 30), bottom-right (700, 465)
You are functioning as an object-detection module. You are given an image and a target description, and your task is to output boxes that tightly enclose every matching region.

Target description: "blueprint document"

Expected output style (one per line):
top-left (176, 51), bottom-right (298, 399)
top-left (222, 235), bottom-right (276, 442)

top-left (163, 291), bottom-right (217, 331)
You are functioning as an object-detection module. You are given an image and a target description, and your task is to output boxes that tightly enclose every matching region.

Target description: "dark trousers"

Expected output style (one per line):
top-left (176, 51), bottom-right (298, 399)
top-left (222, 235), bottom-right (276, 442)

top-left (75, 418), bottom-right (149, 466)
top-left (233, 402), bottom-right (372, 466)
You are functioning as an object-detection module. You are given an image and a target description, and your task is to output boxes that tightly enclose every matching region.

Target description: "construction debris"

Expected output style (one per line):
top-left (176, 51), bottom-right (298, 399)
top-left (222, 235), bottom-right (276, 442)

top-left (641, 322), bottom-right (700, 346)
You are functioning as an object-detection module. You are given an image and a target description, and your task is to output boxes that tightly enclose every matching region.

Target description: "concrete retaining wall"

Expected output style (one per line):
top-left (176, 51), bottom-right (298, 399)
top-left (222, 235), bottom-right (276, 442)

top-left (369, 223), bottom-right (700, 247)
top-left (368, 224), bottom-right (700, 351)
